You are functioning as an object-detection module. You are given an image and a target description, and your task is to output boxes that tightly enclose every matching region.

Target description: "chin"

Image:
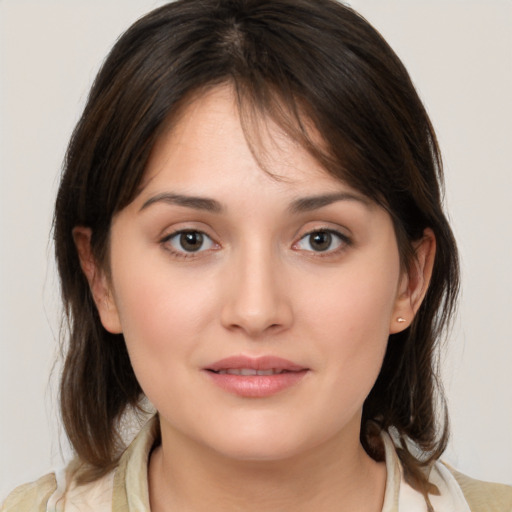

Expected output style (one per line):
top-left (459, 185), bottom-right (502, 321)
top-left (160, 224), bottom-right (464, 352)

top-left (197, 419), bottom-right (331, 464)
top-left (211, 438), bottom-right (307, 463)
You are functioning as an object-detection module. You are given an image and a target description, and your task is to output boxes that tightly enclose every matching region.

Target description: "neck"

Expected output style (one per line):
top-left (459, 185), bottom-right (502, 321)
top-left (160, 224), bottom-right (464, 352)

top-left (148, 420), bottom-right (387, 512)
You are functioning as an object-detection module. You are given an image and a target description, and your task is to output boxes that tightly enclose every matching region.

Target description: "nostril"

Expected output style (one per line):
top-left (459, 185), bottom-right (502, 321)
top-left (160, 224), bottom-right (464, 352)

top-left (219, 282), bottom-right (294, 337)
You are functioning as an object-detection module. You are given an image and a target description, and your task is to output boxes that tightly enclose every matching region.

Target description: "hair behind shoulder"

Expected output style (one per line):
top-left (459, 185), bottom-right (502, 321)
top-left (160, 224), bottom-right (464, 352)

top-left (54, 0), bottom-right (459, 496)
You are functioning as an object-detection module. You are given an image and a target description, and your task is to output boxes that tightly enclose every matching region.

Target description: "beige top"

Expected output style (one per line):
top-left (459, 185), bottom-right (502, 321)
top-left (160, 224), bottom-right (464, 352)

top-left (2, 417), bottom-right (512, 511)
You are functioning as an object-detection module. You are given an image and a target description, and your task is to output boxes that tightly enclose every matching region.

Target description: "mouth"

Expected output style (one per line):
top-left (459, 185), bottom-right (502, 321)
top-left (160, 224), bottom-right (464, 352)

top-left (204, 355), bottom-right (309, 398)
top-left (206, 355), bottom-right (307, 372)
top-left (209, 368), bottom-right (294, 376)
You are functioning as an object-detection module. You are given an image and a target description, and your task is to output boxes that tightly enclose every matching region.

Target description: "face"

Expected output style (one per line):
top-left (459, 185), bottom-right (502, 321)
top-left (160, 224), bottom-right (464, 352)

top-left (88, 85), bottom-right (420, 462)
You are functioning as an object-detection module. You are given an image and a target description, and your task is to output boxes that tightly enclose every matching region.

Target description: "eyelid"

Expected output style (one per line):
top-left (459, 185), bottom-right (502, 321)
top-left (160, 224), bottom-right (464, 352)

top-left (160, 228), bottom-right (219, 258)
top-left (293, 227), bottom-right (352, 255)
top-left (156, 219), bottom-right (220, 247)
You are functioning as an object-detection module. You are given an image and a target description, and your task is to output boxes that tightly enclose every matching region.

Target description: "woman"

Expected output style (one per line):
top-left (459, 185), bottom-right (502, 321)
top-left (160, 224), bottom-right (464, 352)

top-left (2, 0), bottom-right (511, 510)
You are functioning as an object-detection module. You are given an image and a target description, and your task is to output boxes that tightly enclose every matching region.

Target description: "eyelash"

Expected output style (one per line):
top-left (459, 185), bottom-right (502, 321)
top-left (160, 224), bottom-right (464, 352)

top-left (160, 229), bottom-right (218, 259)
top-left (159, 228), bottom-right (351, 259)
top-left (294, 228), bottom-right (352, 257)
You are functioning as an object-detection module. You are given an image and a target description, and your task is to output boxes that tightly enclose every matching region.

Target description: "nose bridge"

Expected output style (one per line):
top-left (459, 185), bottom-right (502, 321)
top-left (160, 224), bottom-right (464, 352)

top-left (221, 237), bottom-right (292, 336)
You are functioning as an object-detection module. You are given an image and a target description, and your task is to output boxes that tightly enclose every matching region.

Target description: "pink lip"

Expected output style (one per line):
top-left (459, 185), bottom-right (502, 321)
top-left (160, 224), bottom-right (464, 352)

top-left (206, 355), bottom-right (306, 372)
top-left (204, 355), bottom-right (309, 398)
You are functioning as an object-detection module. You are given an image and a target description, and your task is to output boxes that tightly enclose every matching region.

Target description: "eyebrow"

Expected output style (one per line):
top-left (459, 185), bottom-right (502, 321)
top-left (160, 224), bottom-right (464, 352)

top-left (288, 192), bottom-right (370, 213)
top-left (140, 193), bottom-right (223, 213)
top-left (140, 191), bottom-right (369, 215)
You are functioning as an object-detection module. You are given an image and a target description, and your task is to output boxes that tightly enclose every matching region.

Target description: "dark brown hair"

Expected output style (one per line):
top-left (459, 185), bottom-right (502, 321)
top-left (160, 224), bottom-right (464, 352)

top-left (54, 0), bottom-right (459, 501)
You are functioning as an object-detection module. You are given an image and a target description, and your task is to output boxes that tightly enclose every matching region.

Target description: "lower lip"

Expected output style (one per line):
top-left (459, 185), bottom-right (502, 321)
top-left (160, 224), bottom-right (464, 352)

top-left (204, 370), bottom-right (308, 398)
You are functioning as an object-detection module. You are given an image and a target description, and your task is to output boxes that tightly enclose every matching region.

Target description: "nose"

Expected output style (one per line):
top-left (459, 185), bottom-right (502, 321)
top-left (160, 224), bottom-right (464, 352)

top-left (220, 244), bottom-right (293, 338)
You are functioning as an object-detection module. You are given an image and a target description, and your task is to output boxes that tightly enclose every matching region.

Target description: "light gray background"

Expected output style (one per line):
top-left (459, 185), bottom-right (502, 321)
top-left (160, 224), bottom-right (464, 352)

top-left (1, 0), bottom-right (511, 499)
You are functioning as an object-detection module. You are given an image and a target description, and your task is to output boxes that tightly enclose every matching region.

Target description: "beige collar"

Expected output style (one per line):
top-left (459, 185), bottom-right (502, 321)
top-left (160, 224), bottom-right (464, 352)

top-left (108, 416), bottom-right (468, 512)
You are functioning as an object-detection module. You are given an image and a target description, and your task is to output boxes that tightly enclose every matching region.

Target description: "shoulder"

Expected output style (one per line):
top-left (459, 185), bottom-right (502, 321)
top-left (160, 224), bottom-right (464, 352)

top-left (1, 416), bottom-right (158, 512)
top-left (445, 465), bottom-right (512, 512)
top-left (1, 473), bottom-right (57, 512)
top-left (1, 465), bottom-right (115, 512)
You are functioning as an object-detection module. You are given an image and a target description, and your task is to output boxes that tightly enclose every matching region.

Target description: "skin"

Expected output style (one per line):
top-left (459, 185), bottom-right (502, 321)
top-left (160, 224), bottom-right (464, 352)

top-left (75, 85), bottom-right (435, 512)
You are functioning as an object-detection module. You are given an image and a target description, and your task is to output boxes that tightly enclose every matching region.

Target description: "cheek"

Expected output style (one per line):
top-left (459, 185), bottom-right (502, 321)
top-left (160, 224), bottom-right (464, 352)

top-left (110, 270), bottom-right (214, 416)
top-left (122, 286), bottom-right (206, 342)
top-left (301, 262), bottom-right (399, 341)
top-left (296, 259), bottom-right (400, 393)
top-left (109, 247), bottom-right (218, 373)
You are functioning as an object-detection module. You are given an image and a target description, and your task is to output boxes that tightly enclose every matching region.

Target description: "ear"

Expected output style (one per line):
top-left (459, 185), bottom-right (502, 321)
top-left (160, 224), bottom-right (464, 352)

top-left (72, 226), bottom-right (123, 334)
top-left (390, 228), bottom-right (436, 334)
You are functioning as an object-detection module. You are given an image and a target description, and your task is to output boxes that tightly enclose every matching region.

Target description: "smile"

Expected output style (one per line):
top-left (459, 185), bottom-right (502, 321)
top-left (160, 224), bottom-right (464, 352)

top-left (212, 368), bottom-right (290, 376)
top-left (204, 355), bottom-right (309, 397)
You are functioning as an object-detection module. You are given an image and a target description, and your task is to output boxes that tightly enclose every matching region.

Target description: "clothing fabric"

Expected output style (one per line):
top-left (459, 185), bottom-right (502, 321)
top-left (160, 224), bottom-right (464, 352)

top-left (2, 417), bottom-right (511, 511)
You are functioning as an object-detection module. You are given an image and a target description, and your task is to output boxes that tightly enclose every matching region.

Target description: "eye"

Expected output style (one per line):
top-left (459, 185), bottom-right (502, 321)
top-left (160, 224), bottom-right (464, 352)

top-left (295, 229), bottom-right (348, 253)
top-left (163, 230), bottom-right (216, 254)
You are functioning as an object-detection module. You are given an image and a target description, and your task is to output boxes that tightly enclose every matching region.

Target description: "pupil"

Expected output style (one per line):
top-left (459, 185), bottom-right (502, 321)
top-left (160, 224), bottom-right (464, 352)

top-left (311, 232), bottom-right (331, 251)
top-left (180, 232), bottom-right (203, 252)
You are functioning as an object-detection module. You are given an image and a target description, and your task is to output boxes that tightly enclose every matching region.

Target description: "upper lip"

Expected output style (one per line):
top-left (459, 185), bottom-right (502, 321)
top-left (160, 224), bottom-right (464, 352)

top-left (205, 355), bottom-right (307, 373)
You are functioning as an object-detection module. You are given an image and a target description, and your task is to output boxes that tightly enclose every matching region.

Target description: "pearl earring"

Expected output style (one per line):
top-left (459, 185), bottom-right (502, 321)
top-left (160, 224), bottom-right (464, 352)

top-left (397, 317), bottom-right (406, 323)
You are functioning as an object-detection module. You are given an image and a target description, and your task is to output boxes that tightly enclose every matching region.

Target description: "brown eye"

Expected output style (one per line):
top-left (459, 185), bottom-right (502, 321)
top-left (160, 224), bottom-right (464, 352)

top-left (295, 229), bottom-right (348, 253)
top-left (309, 231), bottom-right (332, 252)
top-left (180, 231), bottom-right (204, 252)
top-left (164, 230), bottom-right (215, 254)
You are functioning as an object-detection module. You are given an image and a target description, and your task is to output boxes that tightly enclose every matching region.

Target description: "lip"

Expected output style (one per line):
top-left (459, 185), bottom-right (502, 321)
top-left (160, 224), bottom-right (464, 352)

top-left (203, 355), bottom-right (309, 398)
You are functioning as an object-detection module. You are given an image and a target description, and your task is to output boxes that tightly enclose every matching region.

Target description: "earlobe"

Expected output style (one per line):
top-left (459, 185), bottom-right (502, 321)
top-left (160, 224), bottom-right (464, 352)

top-left (72, 226), bottom-right (123, 334)
top-left (390, 229), bottom-right (436, 334)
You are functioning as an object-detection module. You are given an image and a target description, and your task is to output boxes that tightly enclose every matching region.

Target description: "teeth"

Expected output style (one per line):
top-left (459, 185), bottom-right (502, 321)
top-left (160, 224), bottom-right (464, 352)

top-left (256, 369), bottom-right (276, 376)
top-left (228, 368), bottom-right (257, 376)
top-left (219, 368), bottom-right (285, 376)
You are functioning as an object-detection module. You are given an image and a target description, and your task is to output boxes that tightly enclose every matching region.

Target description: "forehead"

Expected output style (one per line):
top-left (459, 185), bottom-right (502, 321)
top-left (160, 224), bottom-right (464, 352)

top-left (140, 85), bottom-right (359, 200)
